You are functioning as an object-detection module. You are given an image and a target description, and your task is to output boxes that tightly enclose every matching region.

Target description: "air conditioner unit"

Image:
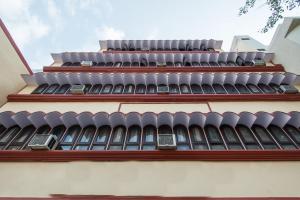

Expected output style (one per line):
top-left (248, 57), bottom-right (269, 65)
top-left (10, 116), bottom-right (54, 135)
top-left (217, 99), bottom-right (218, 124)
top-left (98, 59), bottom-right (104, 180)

top-left (142, 47), bottom-right (149, 51)
top-left (157, 62), bottom-right (167, 67)
top-left (157, 134), bottom-right (176, 149)
top-left (253, 59), bottom-right (265, 66)
top-left (279, 85), bottom-right (298, 94)
top-left (81, 61), bottom-right (93, 67)
top-left (157, 85), bottom-right (169, 94)
top-left (70, 85), bottom-right (85, 94)
top-left (28, 134), bottom-right (58, 150)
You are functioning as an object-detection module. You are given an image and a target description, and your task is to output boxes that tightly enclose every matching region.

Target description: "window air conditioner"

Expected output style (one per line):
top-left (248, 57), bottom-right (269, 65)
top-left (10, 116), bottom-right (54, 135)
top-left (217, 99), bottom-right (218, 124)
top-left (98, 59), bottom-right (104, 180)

top-left (28, 134), bottom-right (58, 150)
top-left (157, 85), bottom-right (169, 94)
top-left (279, 85), bottom-right (298, 94)
top-left (70, 85), bottom-right (85, 94)
top-left (81, 61), bottom-right (93, 67)
top-left (157, 62), bottom-right (167, 67)
top-left (253, 59), bottom-right (265, 66)
top-left (157, 134), bottom-right (176, 149)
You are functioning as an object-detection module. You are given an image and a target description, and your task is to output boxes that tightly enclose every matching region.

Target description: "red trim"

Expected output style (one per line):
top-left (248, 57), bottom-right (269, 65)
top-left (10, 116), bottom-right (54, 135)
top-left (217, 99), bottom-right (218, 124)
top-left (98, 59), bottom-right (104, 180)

top-left (7, 93), bottom-right (300, 102)
top-left (0, 150), bottom-right (300, 162)
top-left (43, 65), bottom-right (284, 73)
top-left (0, 196), bottom-right (299, 200)
top-left (103, 50), bottom-right (219, 54)
top-left (0, 18), bottom-right (33, 75)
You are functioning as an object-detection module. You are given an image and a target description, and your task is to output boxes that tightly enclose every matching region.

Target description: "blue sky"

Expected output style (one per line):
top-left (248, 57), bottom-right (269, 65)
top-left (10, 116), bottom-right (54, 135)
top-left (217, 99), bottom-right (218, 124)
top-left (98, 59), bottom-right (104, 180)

top-left (0, 0), bottom-right (299, 70)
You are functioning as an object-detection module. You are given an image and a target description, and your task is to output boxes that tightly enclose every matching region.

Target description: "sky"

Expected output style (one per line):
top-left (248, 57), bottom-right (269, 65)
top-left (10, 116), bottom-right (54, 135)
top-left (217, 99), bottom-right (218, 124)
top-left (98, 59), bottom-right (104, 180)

top-left (0, 0), bottom-right (300, 70)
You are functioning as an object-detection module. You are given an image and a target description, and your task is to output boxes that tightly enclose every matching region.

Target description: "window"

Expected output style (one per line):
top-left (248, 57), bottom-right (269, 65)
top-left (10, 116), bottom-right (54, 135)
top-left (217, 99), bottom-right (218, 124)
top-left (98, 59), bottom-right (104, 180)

top-left (236, 125), bottom-right (261, 149)
top-left (212, 84), bottom-right (227, 94)
top-left (101, 84), bottom-right (113, 94)
top-left (246, 84), bottom-right (262, 94)
top-left (218, 61), bottom-right (227, 66)
top-left (169, 84), bottom-right (180, 94)
top-left (108, 126), bottom-right (126, 150)
top-left (50, 125), bottom-right (66, 143)
top-left (131, 62), bottom-right (139, 67)
top-left (220, 125), bottom-right (243, 150)
top-left (180, 84), bottom-right (191, 94)
top-left (92, 125), bottom-right (111, 150)
top-left (189, 125), bottom-right (208, 150)
top-left (284, 125), bottom-right (300, 145)
top-left (35, 125), bottom-right (51, 135)
top-left (32, 84), bottom-right (49, 94)
top-left (142, 125), bottom-right (157, 150)
top-left (149, 61), bottom-right (156, 67)
top-left (269, 83), bottom-right (282, 93)
top-left (268, 125), bottom-right (297, 149)
top-left (174, 125), bottom-right (191, 150)
top-left (192, 62), bottom-right (200, 67)
top-left (200, 62), bottom-right (209, 66)
top-left (105, 62), bottom-right (114, 67)
top-left (175, 62), bottom-right (182, 67)
top-left (0, 125), bottom-right (6, 135)
top-left (166, 61), bottom-right (174, 66)
top-left (43, 84), bottom-right (59, 94)
top-left (204, 125), bottom-right (226, 150)
top-left (157, 84), bottom-right (169, 93)
top-left (135, 84), bottom-right (146, 94)
top-left (140, 58), bottom-right (148, 67)
top-left (55, 84), bottom-right (71, 94)
top-left (74, 126), bottom-right (96, 150)
top-left (226, 61), bottom-right (236, 66)
top-left (252, 125), bottom-right (279, 149)
top-left (258, 83), bottom-right (276, 94)
top-left (0, 126), bottom-right (21, 150)
top-left (123, 84), bottom-right (135, 94)
top-left (7, 125), bottom-right (36, 150)
top-left (235, 84), bottom-right (250, 94)
top-left (209, 62), bottom-right (219, 67)
top-left (84, 84), bottom-right (92, 94)
top-left (147, 84), bottom-right (157, 94)
top-left (125, 125), bottom-right (141, 150)
top-left (202, 84), bottom-right (215, 94)
top-left (191, 84), bottom-right (203, 94)
top-left (59, 125), bottom-right (81, 150)
top-left (122, 62), bottom-right (131, 67)
top-left (241, 38), bottom-right (250, 40)
top-left (158, 125), bottom-right (172, 135)
top-left (224, 84), bottom-right (239, 94)
top-left (88, 84), bottom-right (102, 94)
top-left (112, 84), bottom-right (124, 94)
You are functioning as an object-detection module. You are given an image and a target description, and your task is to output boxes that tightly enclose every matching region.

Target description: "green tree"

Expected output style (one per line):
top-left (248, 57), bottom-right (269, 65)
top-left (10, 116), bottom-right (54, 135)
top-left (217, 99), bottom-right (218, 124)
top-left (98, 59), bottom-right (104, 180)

top-left (239, 0), bottom-right (300, 32)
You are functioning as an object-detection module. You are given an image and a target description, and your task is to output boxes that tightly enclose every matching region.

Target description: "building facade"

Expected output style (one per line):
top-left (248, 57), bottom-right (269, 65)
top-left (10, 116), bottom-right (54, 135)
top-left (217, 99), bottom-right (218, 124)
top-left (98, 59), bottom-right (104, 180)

top-left (1, 17), bottom-right (300, 199)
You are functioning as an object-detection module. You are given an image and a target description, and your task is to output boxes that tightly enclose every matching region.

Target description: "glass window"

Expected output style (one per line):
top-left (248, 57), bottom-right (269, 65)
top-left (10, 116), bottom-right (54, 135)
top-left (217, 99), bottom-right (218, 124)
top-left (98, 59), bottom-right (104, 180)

top-left (235, 84), bottom-right (250, 94)
top-left (236, 125), bottom-right (260, 150)
top-left (131, 62), bottom-right (139, 67)
top-left (126, 125), bottom-right (141, 150)
top-left (209, 62), bottom-right (219, 67)
top-left (147, 84), bottom-right (157, 94)
top-left (166, 61), bottom-right (174, 66)
top-left (43, 84), bottom-right (59, 94)
top-left (174, 125), bottom-right (191, 150)
top-left (84, 84), bottom-right (92, 94)
top-left (88, 84), bottom-right (102, 94)
top-left (105, 62), bottom-right (114, 67)
top-left (35, 125), bottom-right (51, 135)
top-left (200, 62), bottom-right (209, 66)
top-left (175, 62), bottom-right (182, 67)
top-left (192, 62), bottom-right (200, 67)
top-left (108, 126), bottom-right (125, 150)
top-left (212, 84), bottom-right (227, 94)
top-left (143, 125), bottom-right (156, 143)
top-left (114, 62), bottom-right (122, 67)
top-left (122, 62), bottom-right (131, 67)
top-left (227, 61), bottom-right (236, 66)
top-left (202, 84), bottom-right (215, 94)
top-left (269, 83), bottom-right (281, 93)
top-left (123, 84), bottom-right (135, 94)
top-left (0, 126), bottom-right (21, 148)
top-left (191, 84), bottom-right (203, 94)
top-left (62, 125), bottom-right (81, 143)
top-left (32, 84), bottom-right (49, 94)
top-left (8, 125), bottom-right (36, 150)
top-left (284, 125), bottom-right (300, 144)
top-left (94, 125), bottom-right (111, 144)
top-left (220, 125), bottom-right (243, 150)
top-left (149, 62), bottom-right (156, 67)
top-left (218, 62), bottom-right (227, 66)
top-left (101, 84), bottom-right (113, 94)
top-left (246, 84), bottom-right (262, 94)
top-left (79, 126), bottom-right (96, 143)
top-left (252, 125), bottom-right (279, 149)
top-left (169, 84), bottom-right (180, 94)
top-left (50, 125), bottom-right (66, 142)
top-left (268, 125), bottom-right (297, 149)
top-left (205, 125), bottom-right (226, 150)
top-left (112, 84), bottom-right (124, 94)
top-left (135, 84), bottom-right (146, 94)
top-left (180, 84), bottom-right (191, 94)
top-left (224, 84), bottom-right (239, 94)
top-left (258, 83), bottom-right (276, 94)
top-left (158, 125), bottom-right (172, 135)
top-left (55, 84), bottom-right (71, 94)
top-left (0, 125), bottom-right (6, 135)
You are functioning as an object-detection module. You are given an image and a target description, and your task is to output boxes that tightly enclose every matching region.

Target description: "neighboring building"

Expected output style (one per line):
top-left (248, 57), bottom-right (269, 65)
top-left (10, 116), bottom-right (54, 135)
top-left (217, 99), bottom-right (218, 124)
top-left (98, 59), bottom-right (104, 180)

top-left (230, 35), bottom-right (267, 52)
top-left (1, 17), bottom-right (300, 199)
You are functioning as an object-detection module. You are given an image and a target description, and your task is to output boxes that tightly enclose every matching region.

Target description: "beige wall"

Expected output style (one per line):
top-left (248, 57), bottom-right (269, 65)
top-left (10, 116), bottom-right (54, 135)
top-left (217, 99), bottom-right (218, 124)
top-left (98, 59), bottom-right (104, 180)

top-left (2, 101), bottom-right (300, 114)
top-left (0, 161), bottom-right (299, 197)
top-left (0, 24), bottom-right (29, 107)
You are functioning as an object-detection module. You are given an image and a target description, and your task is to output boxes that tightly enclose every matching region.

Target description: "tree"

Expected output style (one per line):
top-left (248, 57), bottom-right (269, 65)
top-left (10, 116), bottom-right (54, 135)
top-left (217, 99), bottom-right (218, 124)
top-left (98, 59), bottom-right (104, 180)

top-left (239, 0), bottom-right (300, 32)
